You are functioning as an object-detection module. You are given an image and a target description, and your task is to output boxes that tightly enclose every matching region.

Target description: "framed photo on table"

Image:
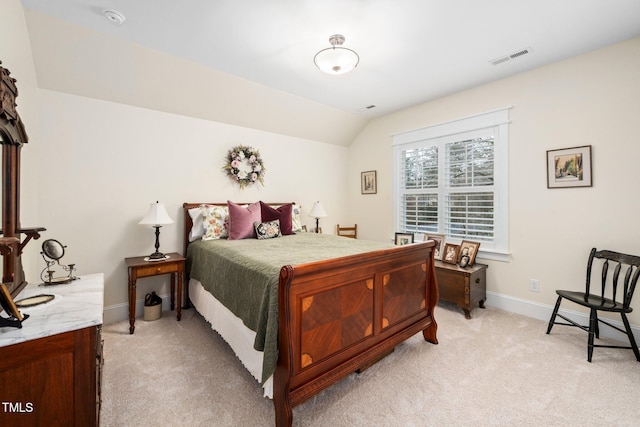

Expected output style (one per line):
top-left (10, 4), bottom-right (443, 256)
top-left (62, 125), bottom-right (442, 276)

top-left (395, 232), bottom-right (414, 246)
top-left (442, 243), bottom-right (460, 265)
top-left (425, 233), bottom-right (446, 260)
top-left (459, 240), bottom-right (481, 266)
top-left (546, 145), bottom-right (592, 188)
top-left (0, 283), bottom-right (23, 321)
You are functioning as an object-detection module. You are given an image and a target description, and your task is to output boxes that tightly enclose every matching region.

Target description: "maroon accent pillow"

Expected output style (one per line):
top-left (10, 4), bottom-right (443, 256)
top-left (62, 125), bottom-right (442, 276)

top-left (260, 202), bottom-right (293, 235)
top-left (227, 201), bottom-right (261, 240)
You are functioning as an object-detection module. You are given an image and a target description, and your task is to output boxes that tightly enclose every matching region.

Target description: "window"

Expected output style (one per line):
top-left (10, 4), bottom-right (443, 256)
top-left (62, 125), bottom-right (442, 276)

top-left (393, 107), bottom-right (510, 258)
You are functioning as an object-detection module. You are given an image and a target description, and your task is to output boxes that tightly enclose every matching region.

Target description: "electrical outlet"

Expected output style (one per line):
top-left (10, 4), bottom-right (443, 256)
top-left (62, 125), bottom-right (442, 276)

top-left (529, 279), bottom-right (540, 292)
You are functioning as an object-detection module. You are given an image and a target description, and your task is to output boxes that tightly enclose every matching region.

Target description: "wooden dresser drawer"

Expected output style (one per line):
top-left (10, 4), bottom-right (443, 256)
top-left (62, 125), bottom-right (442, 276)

top-left (135, 262), bottom-right (180, 277)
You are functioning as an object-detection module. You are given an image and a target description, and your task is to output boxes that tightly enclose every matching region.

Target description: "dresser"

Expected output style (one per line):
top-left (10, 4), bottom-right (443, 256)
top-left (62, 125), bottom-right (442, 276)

top-left (0, 273), bottom-right (104, 426)
top-left (434, 261), bottom-right (487, 319)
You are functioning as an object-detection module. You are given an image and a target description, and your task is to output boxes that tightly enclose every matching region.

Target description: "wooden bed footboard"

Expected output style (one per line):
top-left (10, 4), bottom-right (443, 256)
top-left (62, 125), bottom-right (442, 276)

top-left (274, 241), bottom-right (438, 426)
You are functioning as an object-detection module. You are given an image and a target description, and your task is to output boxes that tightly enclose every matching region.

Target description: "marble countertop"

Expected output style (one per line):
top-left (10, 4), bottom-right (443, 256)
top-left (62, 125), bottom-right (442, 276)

top-left (0, 273), bottom-right (104, 348)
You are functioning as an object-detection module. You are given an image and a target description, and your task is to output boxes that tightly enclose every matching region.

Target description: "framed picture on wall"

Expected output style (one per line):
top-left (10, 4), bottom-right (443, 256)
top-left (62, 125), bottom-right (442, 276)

top-left (546, 145), bottom-right (592, 188)
top-left (361, 170), bottom-right (377, 194)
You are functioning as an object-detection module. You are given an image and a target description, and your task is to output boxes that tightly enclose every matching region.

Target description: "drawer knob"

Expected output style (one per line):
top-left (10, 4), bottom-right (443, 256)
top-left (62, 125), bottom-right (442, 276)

top-left (475, 278), bottom-right (480, 283)
top-left (156, 267), bottom-right (162, 273)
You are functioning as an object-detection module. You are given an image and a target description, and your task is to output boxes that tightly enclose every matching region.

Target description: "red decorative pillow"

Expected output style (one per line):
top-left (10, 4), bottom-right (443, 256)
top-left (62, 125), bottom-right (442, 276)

top-left (260, 202), bottom-right (293, 235)
top-left (227, 201), bottom-right (261, 240)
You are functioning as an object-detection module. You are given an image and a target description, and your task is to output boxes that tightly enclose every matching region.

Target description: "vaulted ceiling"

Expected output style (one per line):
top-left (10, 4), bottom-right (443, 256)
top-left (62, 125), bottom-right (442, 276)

top-left (20, 0), bottom-right (640, 145)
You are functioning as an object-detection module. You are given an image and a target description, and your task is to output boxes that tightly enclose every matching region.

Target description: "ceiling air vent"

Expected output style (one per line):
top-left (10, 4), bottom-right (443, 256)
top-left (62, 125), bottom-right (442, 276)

top-left (489, 46), bottom-right (533, 65)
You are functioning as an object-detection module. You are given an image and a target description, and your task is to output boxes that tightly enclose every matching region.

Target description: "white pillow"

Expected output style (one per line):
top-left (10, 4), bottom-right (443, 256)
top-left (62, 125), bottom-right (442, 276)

top-left (188, 206), bottom-right (206, 242)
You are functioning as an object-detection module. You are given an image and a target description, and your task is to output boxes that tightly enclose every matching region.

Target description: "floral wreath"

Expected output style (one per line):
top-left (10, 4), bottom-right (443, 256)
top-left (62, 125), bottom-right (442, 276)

top-left (223, 145), bottom-right (265, 189)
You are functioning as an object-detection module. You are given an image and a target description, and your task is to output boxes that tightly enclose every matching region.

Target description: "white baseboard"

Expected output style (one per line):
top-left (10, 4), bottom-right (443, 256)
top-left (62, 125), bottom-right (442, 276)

top-left (103, 293), bottom-right (172, 325)
top-left (104, 290), bottom-right (640, 344)
top-left (485, 290), bottom-right (640, 343)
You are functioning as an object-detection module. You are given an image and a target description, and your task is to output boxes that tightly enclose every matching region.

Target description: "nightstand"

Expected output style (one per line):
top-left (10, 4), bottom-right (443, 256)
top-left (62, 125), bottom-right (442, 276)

top-left (125, 252), bottom-right (185, 334)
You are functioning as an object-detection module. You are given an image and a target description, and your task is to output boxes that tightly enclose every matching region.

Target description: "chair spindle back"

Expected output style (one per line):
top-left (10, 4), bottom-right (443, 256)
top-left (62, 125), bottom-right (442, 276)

top-left (586, 248), bottom-right (640, 309)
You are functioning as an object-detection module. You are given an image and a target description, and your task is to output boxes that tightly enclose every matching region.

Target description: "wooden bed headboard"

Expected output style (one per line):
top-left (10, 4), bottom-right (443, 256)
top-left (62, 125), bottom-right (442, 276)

top-left (182, 202), bottom-right (297, 257)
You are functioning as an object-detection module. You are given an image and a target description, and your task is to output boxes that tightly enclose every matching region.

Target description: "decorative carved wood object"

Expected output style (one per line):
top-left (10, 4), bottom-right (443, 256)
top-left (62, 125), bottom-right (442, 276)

top-left (0, 60), bottom-right (45, 298)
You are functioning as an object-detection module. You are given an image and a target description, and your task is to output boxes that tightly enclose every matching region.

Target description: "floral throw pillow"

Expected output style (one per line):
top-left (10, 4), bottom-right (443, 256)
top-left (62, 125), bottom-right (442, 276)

top-left (254, 219), bottom-right (282, 240)
top-left (201, 205), bottom-right (229, 240)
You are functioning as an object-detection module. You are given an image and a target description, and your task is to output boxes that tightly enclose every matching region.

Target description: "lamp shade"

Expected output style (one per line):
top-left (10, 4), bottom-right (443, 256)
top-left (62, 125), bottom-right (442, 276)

top-left (314, 34), bottom-right (359, 75)
top-left (139, 201), bottom-right (173, 226)
top-left (308, 201), bottom-right (328, 219)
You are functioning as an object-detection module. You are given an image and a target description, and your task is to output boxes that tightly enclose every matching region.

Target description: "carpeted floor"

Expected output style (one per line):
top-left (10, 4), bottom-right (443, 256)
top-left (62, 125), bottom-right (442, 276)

top-left (100, 303), bottom-right (640, 426)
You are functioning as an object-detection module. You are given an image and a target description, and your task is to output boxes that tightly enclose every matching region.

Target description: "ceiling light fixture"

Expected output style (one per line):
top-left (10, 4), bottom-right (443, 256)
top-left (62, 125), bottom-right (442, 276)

top-left (314, 34), bottom-right (359, 75)
top-left (103, 10), bottom-right (126, 25)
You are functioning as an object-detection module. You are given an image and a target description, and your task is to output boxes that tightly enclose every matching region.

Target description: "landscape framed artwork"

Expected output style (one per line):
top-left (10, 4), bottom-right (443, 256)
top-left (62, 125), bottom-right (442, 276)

top-left (361, 170), bottom-right (377, 194)
top-left (395, 232), bottom-right (414, 246)
top-left (547, 145), bottom-right (592, 188)
top-left (425, 233), bottom-right (446, 260)
top-left (442, 243), bottom-right (460, 264)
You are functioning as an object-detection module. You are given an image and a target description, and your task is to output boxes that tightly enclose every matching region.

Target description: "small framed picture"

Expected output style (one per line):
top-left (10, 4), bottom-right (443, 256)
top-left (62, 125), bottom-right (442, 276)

top-left (361, 170), bottom-right (377, 194)
top-left (395, 232), bottom-right (414, 246)
top-left (425, 233), bottom-right (446, 260)
top-left (459, 240), bottom-right (481, 266)
top-left (547, 145), bottom-right (592, 188)
top-left (442, 243), bottom-right (460, 264)
top-left (0, 283), bottom-right (23, 321)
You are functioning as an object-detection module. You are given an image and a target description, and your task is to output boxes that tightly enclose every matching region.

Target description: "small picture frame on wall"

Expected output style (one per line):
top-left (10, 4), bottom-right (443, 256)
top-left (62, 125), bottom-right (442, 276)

top-left (425, 233), bottom-right (446, 260)
top-left (547, 145), bottom-right (592, 188)
top-left (361, 170), bottom-right (377, 194)
top-left (442, 243), bottom-right (460, 265)
top-left (395, 232), bottom-right (414, 246)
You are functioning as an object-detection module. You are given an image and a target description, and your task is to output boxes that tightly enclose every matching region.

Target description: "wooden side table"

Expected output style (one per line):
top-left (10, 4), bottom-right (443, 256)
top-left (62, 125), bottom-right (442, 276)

top-left (434, 260), bottom-right (487, 319)
top-left (125, 252), bottom-right (185, 334)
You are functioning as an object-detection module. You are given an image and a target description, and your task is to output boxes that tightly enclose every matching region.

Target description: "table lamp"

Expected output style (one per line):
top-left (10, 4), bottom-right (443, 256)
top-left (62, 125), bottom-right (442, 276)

top-left (308, 201), bottom-right (328, 234)
top-left (139, 201), bottom-right (173, 260)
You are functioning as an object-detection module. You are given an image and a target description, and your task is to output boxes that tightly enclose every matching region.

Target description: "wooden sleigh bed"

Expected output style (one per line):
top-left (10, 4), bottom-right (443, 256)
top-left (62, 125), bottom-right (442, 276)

top-left (182, 202), bottom-right (439, 426)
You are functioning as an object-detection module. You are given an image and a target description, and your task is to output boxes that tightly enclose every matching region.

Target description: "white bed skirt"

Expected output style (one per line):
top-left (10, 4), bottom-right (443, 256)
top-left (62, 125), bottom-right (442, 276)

top-left (189, 278), bottom-right (274, 398)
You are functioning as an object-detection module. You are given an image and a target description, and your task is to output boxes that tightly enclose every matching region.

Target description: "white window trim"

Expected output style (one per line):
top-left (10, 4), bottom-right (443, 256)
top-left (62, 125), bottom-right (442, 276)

top-left (392, 107), bottom-right (512, 261)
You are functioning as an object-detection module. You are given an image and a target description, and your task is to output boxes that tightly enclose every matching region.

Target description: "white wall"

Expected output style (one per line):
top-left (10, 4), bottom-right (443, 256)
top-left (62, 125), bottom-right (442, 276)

top-left (348, 36), bottom-right (640, 327)
top-left (34, 90), bottom-right (348, 312)
top-left (5, 0), bottom-right (640, 335)
top-left (4, 0), bottom-right (349, 322)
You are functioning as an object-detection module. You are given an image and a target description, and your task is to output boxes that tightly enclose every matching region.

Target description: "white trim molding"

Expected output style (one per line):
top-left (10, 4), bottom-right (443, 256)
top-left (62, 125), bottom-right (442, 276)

top-left (484, 291), bottom-right (640, 343)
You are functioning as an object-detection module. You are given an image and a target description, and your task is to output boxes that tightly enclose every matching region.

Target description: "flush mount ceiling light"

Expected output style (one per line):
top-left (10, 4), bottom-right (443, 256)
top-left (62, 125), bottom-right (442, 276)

top-left (314, 34), bottom-right (359, 75)
top-left (103, 10), bottom-right (126, 25)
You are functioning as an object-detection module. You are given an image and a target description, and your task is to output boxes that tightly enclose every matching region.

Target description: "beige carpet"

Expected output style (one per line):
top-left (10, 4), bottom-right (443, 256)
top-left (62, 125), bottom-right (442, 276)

top-left (100, 303), bottom-right (640, 426)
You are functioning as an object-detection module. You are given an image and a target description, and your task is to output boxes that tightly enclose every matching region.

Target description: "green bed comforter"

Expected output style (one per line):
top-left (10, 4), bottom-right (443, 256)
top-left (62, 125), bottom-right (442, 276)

top-left (186, 233), bottom-right (392, 383)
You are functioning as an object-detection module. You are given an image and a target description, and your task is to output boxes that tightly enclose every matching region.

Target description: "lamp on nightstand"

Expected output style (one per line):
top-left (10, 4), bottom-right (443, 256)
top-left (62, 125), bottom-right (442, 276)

top-left (139, 201), bottom-right (173, 260)
top-left (308, 201), bottom-right (328, 234)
